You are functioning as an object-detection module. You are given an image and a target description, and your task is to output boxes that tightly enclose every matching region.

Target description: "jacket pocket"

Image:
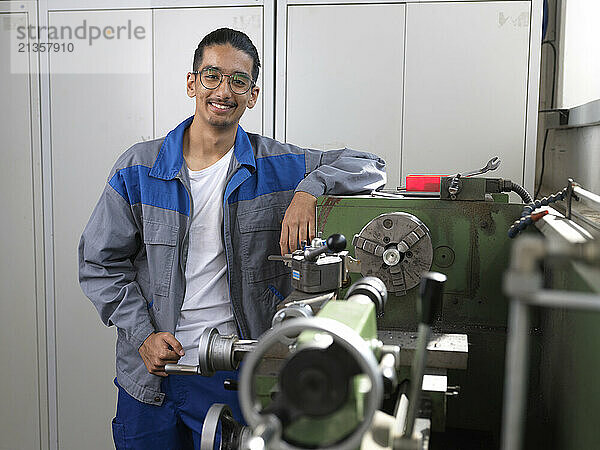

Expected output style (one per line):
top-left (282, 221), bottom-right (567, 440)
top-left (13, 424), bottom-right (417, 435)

top-left (238, 205), bottom-right (290, 283)
top-left (143, 220), bottom-right (178, 298)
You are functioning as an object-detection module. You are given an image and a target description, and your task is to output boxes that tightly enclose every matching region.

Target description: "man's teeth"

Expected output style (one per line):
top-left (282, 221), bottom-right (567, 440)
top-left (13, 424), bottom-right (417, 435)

top-left (211, 102), bottom-right (231, 110)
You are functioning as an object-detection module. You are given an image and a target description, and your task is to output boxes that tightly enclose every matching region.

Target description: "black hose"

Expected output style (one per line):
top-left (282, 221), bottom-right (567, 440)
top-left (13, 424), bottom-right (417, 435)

top-left (510, 182), bottom-right (533, 204)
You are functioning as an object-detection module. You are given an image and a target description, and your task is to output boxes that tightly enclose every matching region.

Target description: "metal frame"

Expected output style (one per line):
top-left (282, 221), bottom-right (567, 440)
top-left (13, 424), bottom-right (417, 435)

top-left (565, 179), bottom-right (600, 220)
top-left (501, 233), bottom-right (600, 450)
top-left (1, 3), bottom-right (48, 450)
top-left (523, 0), bottom-right (544, 192)
top-left (565, 99), bottom-right (600, 128)
top-left (37, 2), bottom-right (58, 449)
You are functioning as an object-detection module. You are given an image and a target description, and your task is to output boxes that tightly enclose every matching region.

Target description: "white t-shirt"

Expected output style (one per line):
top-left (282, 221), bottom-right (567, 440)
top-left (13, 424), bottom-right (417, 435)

top-left (174, 148), bottom-right (237, 365)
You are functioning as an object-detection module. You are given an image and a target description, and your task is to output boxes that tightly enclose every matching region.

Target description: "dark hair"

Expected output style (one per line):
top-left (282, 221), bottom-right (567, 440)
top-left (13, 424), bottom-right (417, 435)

top-left (193, 28), bottom-right (260, 82)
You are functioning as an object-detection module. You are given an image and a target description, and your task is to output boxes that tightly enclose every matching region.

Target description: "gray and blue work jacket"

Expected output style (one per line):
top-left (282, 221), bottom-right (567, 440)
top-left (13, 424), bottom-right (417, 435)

top-left (78, 116), bottom-right (386, 406)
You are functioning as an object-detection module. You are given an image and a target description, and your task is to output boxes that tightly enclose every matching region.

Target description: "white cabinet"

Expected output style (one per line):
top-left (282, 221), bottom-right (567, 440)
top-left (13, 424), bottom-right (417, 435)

top-left (278, 3), bottom-right (406, 186)
top-left (402, 1), bottom-right (531, 184)
top-left (153, 6), bottom-right (269, 138)
top-left (44, 4), bottom-right (272, 449)
top-left (277, 0), bottom-right (540, 190)
top-left (48, 9), bottom-right (153, 449)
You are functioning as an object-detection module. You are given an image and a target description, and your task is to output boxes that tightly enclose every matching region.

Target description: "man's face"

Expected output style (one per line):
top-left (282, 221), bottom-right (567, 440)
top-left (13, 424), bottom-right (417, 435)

top-left (187, 44), bottom-right (260, 129)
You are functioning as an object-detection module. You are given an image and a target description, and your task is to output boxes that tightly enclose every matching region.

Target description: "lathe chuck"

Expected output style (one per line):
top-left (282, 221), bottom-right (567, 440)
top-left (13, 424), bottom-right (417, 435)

top-left (352, 212), bottom-right (433, 295)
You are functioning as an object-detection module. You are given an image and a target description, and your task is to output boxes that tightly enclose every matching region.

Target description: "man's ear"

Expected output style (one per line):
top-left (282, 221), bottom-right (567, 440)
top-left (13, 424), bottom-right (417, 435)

top-left (247, 85), bottom-right (260, 109)
top-left (186, 73), bottom-right (197, 98)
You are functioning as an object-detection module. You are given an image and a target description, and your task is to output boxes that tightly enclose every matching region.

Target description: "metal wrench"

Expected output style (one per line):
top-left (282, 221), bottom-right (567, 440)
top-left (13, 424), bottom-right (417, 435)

top-left (460, 156), bottom-right (501, 178)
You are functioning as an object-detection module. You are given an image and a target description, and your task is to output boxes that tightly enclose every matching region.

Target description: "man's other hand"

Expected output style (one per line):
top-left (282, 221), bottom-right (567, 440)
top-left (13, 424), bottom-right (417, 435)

top-left (280, 191), bottom-right (317, 256)
top-left (139, 332), bottom-right (185, 377)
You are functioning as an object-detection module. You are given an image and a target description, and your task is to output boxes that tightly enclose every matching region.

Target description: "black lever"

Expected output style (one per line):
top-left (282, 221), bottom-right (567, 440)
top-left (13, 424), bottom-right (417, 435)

top-left (303, 233), bottom-right (346, 262)
top-left (418, 271), bottom-right (446, 325)
top-left (404, 271), bottom-right (447, 439)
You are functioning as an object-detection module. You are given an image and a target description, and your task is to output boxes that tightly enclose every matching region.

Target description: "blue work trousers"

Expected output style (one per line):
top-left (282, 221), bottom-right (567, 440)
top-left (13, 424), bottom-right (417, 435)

top-left (112, 372), bottom-right (243, 450)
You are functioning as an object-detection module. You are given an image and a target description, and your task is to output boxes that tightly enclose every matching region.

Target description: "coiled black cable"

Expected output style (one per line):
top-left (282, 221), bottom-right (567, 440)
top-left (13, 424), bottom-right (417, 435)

top-left (510, 182), bottom-right (533, 204)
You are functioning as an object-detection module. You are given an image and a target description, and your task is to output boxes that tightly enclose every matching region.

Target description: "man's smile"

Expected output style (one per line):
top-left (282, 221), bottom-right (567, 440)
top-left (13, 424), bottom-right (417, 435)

top-left (207, 100), bottom-right (236, 112)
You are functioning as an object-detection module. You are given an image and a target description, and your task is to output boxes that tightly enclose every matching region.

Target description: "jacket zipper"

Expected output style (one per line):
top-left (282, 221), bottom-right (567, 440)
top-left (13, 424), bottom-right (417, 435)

top-left (178, 176), bottom-right (193, 313)
top-left (222, 198), bottom-right (248, 339)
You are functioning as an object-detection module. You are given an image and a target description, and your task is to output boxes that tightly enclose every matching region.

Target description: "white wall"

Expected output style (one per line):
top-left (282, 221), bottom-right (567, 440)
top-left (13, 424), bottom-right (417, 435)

top-left (559, 0), bottom-right (600, 108)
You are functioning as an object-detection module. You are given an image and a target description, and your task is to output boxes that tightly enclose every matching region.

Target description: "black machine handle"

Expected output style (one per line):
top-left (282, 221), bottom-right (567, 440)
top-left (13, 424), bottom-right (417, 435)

top-left (418, 272), bottom-right (447, 325)
top-left (404, 271), bottom-right (447, 439)
top-left (303, 233), bottom-right (347, 262)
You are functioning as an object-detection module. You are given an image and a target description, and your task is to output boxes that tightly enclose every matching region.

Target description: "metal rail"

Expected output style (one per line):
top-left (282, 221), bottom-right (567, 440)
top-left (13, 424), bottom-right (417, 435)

top-left (566, 179), bottom-right (600, 219)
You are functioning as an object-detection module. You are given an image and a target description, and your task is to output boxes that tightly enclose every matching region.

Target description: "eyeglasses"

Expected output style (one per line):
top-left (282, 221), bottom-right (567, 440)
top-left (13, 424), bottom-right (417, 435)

top-left (192, 67), bottom-right (255, 95)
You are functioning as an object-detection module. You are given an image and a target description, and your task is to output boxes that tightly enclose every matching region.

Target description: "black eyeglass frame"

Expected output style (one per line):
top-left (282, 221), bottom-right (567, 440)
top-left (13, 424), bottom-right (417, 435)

top-left (191, 67), bottom-right (256, 95)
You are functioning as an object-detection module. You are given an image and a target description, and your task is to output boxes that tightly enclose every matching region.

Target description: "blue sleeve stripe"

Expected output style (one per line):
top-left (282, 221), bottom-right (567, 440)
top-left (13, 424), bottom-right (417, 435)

top-left (229, 153), bottom-right (306, 203)
top-left (108, 165), bottom-right (190, 216)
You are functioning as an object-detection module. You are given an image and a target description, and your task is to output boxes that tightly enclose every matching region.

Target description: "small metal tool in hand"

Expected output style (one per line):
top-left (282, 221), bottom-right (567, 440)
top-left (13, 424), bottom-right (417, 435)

top-left (460, 156), bottom-right (501, 178)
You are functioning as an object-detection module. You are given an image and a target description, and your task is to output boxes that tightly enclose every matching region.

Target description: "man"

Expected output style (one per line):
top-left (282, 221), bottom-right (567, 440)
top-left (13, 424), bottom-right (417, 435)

top-left (79, 28), bottom-right (385, 449)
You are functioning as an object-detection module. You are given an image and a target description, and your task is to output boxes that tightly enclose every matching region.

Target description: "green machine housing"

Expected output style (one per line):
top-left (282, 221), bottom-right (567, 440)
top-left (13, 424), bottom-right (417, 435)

top-left (316, 194), bottom-right (524, 442)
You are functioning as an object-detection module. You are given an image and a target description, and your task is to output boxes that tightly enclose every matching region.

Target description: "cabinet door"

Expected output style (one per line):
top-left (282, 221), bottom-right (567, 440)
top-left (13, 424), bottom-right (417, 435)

top-left (0, 10), bottom-right (41, 450)
top-left (402, 2), bottom-right (530, 184)
top-left (154, 6), bottom-right (266, 138)
top-left (48, 9), bottom-right (153, 449)
top-left (280, 3), bottom-right (405, 188)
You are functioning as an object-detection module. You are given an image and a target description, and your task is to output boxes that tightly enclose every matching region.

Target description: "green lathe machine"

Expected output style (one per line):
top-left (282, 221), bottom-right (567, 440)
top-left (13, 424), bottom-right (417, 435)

top-left (161, 161), bottom-right (544, 449)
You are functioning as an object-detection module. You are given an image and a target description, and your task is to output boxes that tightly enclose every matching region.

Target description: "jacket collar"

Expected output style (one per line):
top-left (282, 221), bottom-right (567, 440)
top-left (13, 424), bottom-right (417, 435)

top-left (149, 115), bottom-right (256, 180)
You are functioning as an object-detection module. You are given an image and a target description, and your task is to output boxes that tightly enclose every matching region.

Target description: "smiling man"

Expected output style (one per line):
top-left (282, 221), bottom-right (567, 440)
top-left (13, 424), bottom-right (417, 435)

top-left (79, 28), bottom-right (385, 449)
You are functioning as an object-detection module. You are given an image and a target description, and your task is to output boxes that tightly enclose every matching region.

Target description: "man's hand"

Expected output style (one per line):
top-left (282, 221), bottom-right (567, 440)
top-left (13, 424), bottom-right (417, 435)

top-left (280, 191), bottom-right (317, 256)
top-left (139, 332), bottom-right (185, 377)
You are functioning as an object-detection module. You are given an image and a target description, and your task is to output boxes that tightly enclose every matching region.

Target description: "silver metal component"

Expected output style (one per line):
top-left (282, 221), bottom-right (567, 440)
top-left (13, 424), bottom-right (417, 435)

top-left (164, 364), bottom-right (200, 375)
top-left (353, 213), bottom-right (433, 295)
top-left (500, 300), bottom-right (530, 450)
top-left (271, 303), bottom-right (314, 327)
top-left (344, 254), bottom-right (362, 273)
top-left (199, 328), bottom-right (238, 375)
top-left (239, 317), bottom-right (384, 450)
top-left (201, 403), bottom-right (247, 450)
top-left (460, 156), bottom-right (501, 178)
top-left (346, 276), bottom-right (388, 316)
top-left (566, 179), bottom-right (600, 221)
top-left (268, 253), bottom-right (293, 267)
top-left (379, 352), bottom-right (398, 393)
top-left (448, 176), bottom-right (461, 198)
top-left (380, 344), bottom-right (401, 370)
top-left (378, 330), bottom-right (468, 370)
top-left (383, 247), bottom-right (401, 266)
top-left (198, 328), bottom-right (259, 376)
top-left (245, 415), bottom-right (282, 450)
top-left (271, 304), bottom-right (314, 344)
top-left (573, 182), bottom-right (600, 212)
top-left (280, 291), bottom-right (336, 313)
top-left (311, 237), bottom-right (325, 248)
